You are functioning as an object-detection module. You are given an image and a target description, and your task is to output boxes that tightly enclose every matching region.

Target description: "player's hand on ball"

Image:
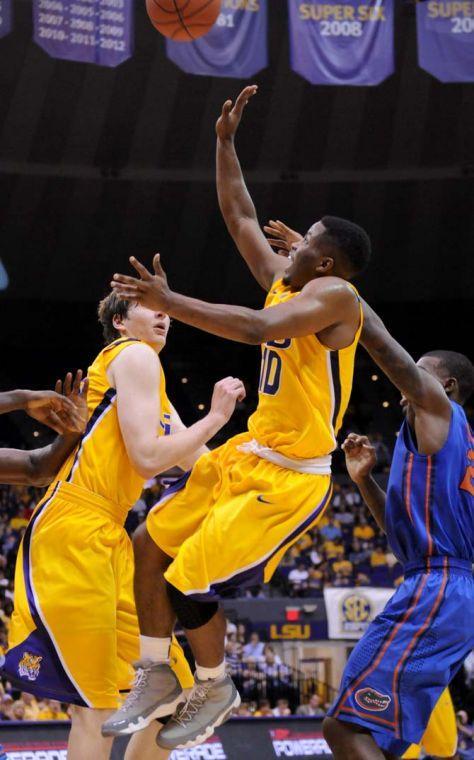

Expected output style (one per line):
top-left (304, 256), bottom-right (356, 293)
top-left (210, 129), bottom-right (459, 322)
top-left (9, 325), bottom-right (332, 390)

top-left (342, 433), bottom-right (377, 483)
top-left (216, 85), bottom-right (258, 141)
top-left (209, 377), bottom-right (246, 425)
top-left (263, 219), bottom-right (303, 255)
top-left (111, 254), bottom-right (171, 311)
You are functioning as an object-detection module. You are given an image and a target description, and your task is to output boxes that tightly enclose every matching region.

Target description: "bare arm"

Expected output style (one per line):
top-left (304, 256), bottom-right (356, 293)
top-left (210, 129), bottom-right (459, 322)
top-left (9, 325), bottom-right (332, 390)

top-left (109, 344), bottom-right (244, 480)
top-left (0, 434), bottom-right (81, 487)
top-left (170, 405), bottom-right (209, 472)
top-left (342, 434), bottom-right (386, 532)
top-left (216, 87), bottom-right (285, 291)
top-left (361, 300), bottom-right (451, 415)
top-left (111, 258), bottom-right (359, 346)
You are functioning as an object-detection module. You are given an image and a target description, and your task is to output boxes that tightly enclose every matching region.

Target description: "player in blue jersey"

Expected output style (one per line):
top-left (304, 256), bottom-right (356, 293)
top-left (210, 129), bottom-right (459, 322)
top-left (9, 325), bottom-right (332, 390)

top-left (323, 303), bottom-right (474, 759)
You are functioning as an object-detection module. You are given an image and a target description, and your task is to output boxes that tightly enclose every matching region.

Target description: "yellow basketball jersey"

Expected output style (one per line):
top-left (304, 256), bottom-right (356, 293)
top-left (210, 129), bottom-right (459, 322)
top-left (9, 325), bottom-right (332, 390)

top-left (54, 338), bottom-right (171, 515)
top-left (248, 279), bottom-right (362, 459)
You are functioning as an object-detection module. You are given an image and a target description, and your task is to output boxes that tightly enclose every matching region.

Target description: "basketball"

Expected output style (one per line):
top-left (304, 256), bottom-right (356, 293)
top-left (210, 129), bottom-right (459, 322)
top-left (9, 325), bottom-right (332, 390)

top-left (146, 0), bottom-right (221, 41)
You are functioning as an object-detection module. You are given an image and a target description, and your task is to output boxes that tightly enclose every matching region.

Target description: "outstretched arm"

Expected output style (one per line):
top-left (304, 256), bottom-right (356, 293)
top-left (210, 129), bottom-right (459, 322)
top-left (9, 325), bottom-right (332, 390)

top-left (361, 301), bottom-right (451, 415)
top-left (0, 371), bottom-right (89, 486)
top-left (111, 256), bottom-right (359, 346)
top-left (342, 434), bottom-right (386, 532)
top-left (216, 86), bottom-right (285, 291)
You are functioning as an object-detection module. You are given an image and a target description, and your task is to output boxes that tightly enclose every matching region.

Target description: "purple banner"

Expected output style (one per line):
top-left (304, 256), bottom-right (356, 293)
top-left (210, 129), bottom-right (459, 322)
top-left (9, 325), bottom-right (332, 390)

top-left (288, 0), bottom-right (394, 86)
top-left (417, 1), bottom-right (474, 83)
top-left (0, 0), bottom-right (12, 39)
top-left (33, 0), bottom-right (133, 67)
top-left (166, 0), bottom-right (267, 79)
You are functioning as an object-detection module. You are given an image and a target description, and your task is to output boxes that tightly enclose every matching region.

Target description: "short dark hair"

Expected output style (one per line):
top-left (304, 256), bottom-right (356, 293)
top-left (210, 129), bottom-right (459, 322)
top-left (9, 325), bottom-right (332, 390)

top-left (97, 292), bottom-right (131, 345)
top-left (422, 350), bottom-right (474, 405)
top-left (320, 216), bottom-right (372, 277)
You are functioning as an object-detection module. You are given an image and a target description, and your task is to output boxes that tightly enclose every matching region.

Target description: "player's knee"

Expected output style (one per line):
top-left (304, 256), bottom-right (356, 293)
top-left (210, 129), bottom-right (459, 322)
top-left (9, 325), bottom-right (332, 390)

top-left (166, 582), bottom-right (218, 630)
top-left (133, 524), bottom-right (171, 570)
top-left (322, 716), bottom-right (340, 744)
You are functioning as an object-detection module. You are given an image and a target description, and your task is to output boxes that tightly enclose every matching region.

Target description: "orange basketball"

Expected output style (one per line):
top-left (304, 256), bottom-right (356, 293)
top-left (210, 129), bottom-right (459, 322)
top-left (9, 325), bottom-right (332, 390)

top-left (146, 0), bottom-right (221, 41)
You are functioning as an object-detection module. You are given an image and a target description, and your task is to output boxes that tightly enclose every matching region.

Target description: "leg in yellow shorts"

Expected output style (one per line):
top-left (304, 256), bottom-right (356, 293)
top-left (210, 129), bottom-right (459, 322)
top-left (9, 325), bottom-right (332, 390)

top-left (3, 481), bottom-right (192, 708)
top-left (403, 688), bottom-right (458, 759)
top-left (147, 433), bottom-right (332, 599)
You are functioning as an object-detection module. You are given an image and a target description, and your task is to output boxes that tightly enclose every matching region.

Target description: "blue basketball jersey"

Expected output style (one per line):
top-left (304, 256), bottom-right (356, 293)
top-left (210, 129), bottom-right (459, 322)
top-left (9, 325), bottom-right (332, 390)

top-left (386, 401), bottom-right (474, 565)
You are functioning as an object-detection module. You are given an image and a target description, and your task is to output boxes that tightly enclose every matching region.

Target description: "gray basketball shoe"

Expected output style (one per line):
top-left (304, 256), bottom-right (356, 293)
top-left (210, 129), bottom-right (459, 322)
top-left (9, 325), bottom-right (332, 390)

top-left (156, 675), bottom-right (241, 750)
top-left (101, 660), bottom-right (184, 737)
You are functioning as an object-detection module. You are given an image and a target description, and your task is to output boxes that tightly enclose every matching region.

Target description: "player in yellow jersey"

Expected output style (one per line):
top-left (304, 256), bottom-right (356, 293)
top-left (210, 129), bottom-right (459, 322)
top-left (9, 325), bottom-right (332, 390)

top-left (3, 293), bottom-right (246, 760)
top-left (105, 85), bottom-right (372, 751)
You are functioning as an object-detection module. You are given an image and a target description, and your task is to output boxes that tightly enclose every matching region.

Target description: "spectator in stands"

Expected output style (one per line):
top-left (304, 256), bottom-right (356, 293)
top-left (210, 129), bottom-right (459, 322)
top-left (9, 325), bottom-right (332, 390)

top-left (308, 544), bottom-right (323, 567)
top-left (236, 703), bottom-right (252, 717)
top-left (348, 538), bottom-right (371, 566)
top-left (11, 700), bottom-right (26, 721)
top-left (353, 515), bottom-right (375, 543)
top-left (296, 693), bottom-right (326, 718)
top-left (341, 484), bottom-right (361, 507)
top-left (225, 640), bottom-right (243, 676)
top-left (236, 623), bottom-right (247, 645)
top-left (371, 432), bottom-right (391, 472)
top-left (332, 558), bottom-right (353, 578)
top-left (273, 698), bottom-right (291, 717)
top-left (323, 536), bottom-right (345, 561)
top-left (332, 571), bottom-right (351, 588)
top-left (355, 571), bottom-right (371, 587)
top-left (38, 699), bottom-right (69, 720)
top-left (370, 546), bottom-right (388, 567)
top-left (21, 692), bottom-right (40, 720)
top-left (319, 515), bottom-right (342, 542)
top-left (307, 566), bottom-right (325, 595)
top-left (0, 694), bottom-right (13, 720)
top-left (254, 699), bottom-right (273, 717)
top-left (243, 631), bottom-right (265, 661)
top-left (241, 658), bottom-right (265, 696)
top-left (288, 562), bottom-right (309, 597)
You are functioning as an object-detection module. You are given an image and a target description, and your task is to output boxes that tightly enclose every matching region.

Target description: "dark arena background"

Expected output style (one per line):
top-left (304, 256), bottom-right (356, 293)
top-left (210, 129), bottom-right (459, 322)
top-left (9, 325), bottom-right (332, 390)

top-left (0, 2), bottom-right (473, 759)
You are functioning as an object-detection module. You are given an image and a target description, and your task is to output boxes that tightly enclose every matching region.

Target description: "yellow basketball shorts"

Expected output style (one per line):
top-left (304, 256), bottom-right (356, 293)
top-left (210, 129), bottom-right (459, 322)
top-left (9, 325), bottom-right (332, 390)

top-left (3, 480), bottom-right (192, 709)
top-left (147, 432), bottom-right (333, 600)
top-left (402, 688), bottom-right (457, 759)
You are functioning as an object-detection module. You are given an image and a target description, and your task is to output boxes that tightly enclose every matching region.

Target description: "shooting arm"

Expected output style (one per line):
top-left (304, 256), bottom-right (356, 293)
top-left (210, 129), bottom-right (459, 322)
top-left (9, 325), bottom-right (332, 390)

top-left (361, 300), bottom-right (450, 413)
top-left (217, 137), bottom-right (284, 291)
top-left (111, 345), bottom-right (224, 480)
top-left (166, 278), bottom-right (352, 345)
top-left (0, 433), bottom-right (80, 486)
top-left (170, 405), bottom-right (209, 472)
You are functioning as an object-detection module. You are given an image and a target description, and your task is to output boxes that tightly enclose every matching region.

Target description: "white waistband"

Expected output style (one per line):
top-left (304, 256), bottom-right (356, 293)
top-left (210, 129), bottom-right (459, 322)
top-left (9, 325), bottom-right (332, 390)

top-left (237, 439), bottom-right (332, 475)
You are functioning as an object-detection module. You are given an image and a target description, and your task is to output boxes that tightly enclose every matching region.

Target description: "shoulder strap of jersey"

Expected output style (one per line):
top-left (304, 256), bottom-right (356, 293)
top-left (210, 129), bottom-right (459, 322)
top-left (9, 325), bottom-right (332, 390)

top-left (101, 338), bottom-right (143, 371)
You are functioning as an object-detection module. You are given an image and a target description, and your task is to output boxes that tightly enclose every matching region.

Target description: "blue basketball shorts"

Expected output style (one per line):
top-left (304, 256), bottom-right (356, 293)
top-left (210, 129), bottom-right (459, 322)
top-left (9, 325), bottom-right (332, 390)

top-left (328, 557), bottom-right (474, 756)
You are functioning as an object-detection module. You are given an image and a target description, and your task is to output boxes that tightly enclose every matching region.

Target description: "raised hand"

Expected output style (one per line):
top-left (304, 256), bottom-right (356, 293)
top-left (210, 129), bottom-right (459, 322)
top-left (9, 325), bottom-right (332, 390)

top-left (111, 254), bottom-right (171, 311)
top-left (263, 219), bottom-right (303, 254)
top-left (341, 433), bottom-right (377, 484)
top-left (55, 370), bottom-right (89, 434)
top-left (209, 377), bottom-right (246, 425)
top-left (216, 85), bottom-right (258, 141)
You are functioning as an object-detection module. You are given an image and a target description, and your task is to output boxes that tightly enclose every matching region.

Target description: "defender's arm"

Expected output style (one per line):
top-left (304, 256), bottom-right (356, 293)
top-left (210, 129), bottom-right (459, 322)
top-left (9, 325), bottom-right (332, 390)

top-left (342, 434), bottom-right (386, 532)
top-left (0, 434), bottom-right (80, 487)
top-left (216, 87), bottom-right (285, 291)
top-left (110, 344), bottom-right (244, 479)
top-left (361, 301), bottom-right (451, 415)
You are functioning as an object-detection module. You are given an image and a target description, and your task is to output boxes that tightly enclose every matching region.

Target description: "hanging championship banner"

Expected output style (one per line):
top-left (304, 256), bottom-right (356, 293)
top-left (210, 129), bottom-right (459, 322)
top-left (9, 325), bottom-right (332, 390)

top-left (417, 1), bottom-right (474, 83)
top-left (33, 0), bottom-right (133, 67)
top-left (0, 0), bottom-right (12, 39)
top-left (166, 0), bottom-right (267, 79)
top-left (288, 0), bottom-right (394, 86)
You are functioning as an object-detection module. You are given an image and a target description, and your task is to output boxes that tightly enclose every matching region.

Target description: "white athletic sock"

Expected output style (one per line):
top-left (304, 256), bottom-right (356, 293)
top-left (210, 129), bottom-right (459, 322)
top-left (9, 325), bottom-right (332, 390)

top-left (195, 661), bottom-right (226, 682)
top-left (139, 635), bottom-right (171, 664)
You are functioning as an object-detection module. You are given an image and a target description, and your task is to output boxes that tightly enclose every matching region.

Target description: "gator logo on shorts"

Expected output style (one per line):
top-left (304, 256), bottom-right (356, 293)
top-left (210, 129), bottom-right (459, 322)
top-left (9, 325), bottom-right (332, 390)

top-left (18, 651), bottom-right (43, 681)
top-left (355, 687), bottom-right (391, 712)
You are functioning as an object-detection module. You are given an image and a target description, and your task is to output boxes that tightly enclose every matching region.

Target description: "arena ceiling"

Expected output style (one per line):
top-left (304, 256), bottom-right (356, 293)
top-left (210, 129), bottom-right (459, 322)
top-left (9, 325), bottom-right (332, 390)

top-left (0, 0), bottom-right (473, 309)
